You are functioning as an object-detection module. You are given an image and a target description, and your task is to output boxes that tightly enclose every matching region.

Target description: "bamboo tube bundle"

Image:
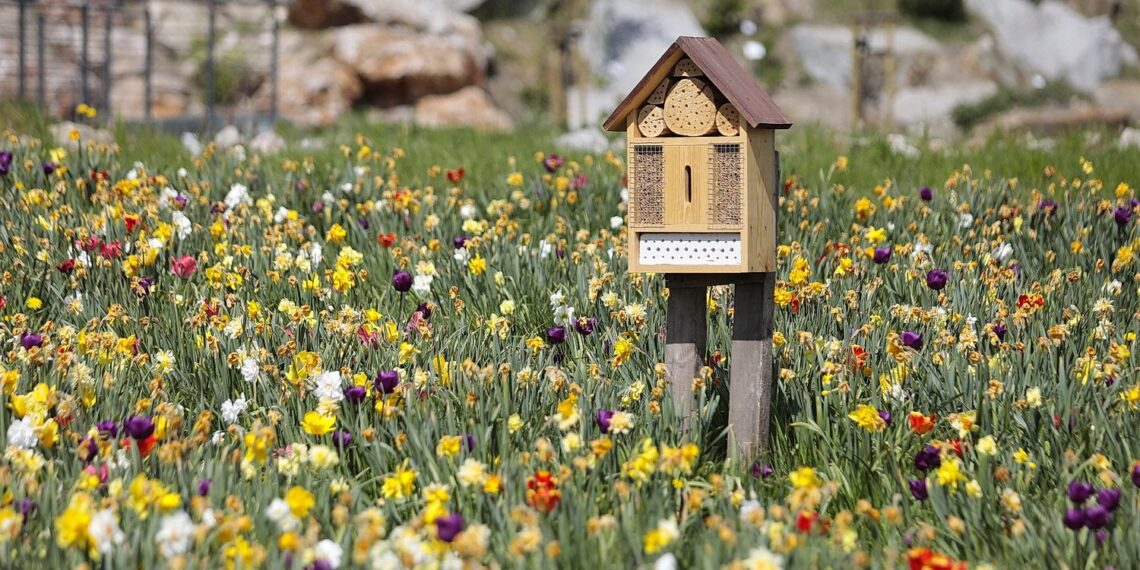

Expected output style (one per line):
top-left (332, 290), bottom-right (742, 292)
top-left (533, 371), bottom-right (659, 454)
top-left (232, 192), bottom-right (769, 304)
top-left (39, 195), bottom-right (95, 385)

top-left (663, 78), bottom-right (718, 136)
top-left (637, 105), bottom-right (670, 137)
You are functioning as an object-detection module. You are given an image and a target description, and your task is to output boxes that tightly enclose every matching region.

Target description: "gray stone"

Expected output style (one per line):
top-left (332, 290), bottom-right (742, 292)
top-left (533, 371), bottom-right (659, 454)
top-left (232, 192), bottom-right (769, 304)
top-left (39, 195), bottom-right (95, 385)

top-left (787, 24), bottom-right (943, 91)
top-left (965, 0), bottom-right (1137, 90)
top-left (892, 80), bottom-right (999, 128)
top-left (555, 128), bottom-right (610, 154)
top-left (413, 86), bottom-right (513, 132)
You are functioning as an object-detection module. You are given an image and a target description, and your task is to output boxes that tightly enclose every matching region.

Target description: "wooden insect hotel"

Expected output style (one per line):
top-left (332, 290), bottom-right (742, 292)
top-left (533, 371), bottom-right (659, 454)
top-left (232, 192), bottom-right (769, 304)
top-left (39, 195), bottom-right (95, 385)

top-left (603, 36), bottom-right (792, 273)
top-left (603, 37), bottom-right (791, 460)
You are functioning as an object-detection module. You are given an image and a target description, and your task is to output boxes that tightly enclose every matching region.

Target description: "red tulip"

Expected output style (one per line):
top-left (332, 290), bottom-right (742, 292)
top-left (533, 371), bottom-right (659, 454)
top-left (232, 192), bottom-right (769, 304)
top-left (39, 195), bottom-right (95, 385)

top-left (171, 255), bottom-right (197, 278)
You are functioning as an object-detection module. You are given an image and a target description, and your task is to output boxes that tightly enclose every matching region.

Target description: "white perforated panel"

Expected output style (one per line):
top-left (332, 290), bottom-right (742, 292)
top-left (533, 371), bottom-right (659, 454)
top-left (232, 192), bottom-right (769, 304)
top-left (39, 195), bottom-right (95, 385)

top-left (638, 233), bottom-right (741, 266)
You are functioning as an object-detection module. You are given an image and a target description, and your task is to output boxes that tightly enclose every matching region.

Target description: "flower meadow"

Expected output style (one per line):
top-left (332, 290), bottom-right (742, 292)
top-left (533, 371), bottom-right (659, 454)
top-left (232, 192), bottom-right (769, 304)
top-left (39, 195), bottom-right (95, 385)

top-left (0, 122), bottom-right (1139, 570)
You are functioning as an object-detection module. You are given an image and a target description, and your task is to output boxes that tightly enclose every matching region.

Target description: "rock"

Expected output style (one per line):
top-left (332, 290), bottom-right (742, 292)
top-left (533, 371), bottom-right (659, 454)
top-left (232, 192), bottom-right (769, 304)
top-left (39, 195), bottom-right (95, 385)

top-left (288, 0), bottom-right (484, 51)
top-left (263, 35), bottom-right (363, 128)
top-left (772, 84), bottom-right (850, 130)
top-left (576, 0), bottom-right (705, 129)
top-left (555, 128), bottom-right (611, 153)
top-left (1120, 126), bottom-right (1140, 148)
top-left (893, 80), bottom-right (999, 128)
top-left (214, 125), bottom-right (243, 149)
top-left (965, 0), bottom-right (1137, 91)
top-left (49, 121), bottom-right (114, 148)
top-left (1093, 79), bottom-right (1140, 121)
top-left (330, 24), bottom-right (484, 106)
top-left (414, 86), bottom-right (513, 131)
top-left (250, 130), bottom-right (286, 154)
top-left (787, 24), bottom-right (942, 91)
top-left (974, 103), bottom-right (1131, 139)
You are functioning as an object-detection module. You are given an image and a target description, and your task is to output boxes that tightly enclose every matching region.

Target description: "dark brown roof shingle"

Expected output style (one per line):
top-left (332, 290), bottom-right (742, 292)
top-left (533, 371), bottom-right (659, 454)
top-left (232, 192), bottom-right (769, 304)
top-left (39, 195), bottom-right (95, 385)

top-left (602, 36), bottom-right (792, 132)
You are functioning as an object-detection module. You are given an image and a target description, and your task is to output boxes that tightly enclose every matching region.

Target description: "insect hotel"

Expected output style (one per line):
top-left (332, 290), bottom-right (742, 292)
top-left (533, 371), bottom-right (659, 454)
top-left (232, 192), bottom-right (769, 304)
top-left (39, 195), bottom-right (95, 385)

top-left (603, 36), bottom-right (792, 459)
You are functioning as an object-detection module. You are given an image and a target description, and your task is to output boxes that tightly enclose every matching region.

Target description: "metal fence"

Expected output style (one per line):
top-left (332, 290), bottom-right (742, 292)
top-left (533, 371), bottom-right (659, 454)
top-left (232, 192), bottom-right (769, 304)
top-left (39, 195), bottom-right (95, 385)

top-left (1, 0), bottom-right (284, 132)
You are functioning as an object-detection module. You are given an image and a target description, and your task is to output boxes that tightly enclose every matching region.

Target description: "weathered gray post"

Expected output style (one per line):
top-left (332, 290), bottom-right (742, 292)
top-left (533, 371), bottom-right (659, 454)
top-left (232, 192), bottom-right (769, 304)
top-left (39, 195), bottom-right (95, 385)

top-left (664, 280), bottom-right (707, 428)
top-left (727, 273), bottom-right (776, 458)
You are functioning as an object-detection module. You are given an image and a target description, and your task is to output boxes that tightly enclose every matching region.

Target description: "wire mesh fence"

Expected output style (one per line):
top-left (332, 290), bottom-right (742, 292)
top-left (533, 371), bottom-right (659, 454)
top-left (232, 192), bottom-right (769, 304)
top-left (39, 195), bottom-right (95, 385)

top-left (0, 0), bottom-right (284, 133)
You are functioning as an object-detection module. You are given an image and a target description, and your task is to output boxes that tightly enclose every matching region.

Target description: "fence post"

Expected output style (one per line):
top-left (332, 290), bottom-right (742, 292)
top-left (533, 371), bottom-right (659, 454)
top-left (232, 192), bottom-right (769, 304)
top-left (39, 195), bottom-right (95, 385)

top-left (18, 0), bottom-right (26, 99)
top-left (144, 2), bottom-right (153, 121)
top-left (206, 0), bottom-right (217, 131)
top-left (36, 10), bottom-right (44, 108)
top-left (270, 0), bottom-right (280, 123)
top-left (81, 3), bottom-right (90, 108)
top-left (103, 4), bottom-right (113, 116)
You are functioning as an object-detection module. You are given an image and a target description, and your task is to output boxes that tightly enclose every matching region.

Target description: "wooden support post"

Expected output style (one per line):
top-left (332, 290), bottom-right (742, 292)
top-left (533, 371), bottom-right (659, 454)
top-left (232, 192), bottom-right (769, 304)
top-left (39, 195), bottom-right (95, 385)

top-left (664, 281), bottom-right (707, 428)
top-left (728, 273), bottom-right (775, 461)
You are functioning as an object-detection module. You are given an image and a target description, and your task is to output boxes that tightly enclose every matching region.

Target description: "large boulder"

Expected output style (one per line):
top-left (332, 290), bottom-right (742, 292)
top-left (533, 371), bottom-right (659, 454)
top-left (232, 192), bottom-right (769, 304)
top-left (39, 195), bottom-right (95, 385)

top-left (288, 0), bottom-right (483, 50)
top-left (330, 24), bottom-right (483, 106)
top-left (414, 86), bottom-right (512, 132)
top-left (264, 33), bottom-right (363, 127)
top-left (787, 24), bottom-right (943, 90)
top-left (892, 80), bottom-right (999, 130)
top-left (965, 0), bottom-right (1137, 90)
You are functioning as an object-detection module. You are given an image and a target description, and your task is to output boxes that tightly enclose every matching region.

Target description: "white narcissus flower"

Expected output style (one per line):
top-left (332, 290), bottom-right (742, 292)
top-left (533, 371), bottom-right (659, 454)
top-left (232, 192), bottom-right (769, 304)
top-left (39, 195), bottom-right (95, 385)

top-left (6, 417), bottom-right (37, 450)
top-left (412, 274), bottom-right (433, 296)
top-left (459, 204), bottom-right (477, 220)
top-left (88, 509), bottom-right (125, 555)
top-left (311, 370), bottom-right (344, 403)
top-left (171, 211), bottom-right (192, 239)
top-left (241, 357), bottom-right (261, 383)
top-left (155, 511), bottom-right (195, 559)
top-left (221, 394), bottom-right (249, 425)
top-left (610, 216), bottom-right (624, 229)
top-left (314, 539), bottom-right (344, 569)
top-left (224, 183), bottom-right (251, 210)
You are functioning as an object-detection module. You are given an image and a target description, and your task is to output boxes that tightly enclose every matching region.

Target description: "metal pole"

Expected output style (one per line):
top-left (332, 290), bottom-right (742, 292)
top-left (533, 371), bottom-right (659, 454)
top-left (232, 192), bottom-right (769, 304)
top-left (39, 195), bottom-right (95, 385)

top-left (270, 0), bottom-right (280, 123)
top-left (81, 4), bottom-right (90, 108)
top-left (103, 5), bottom-right (113, 117)
top-left (144, 3), bottom-right (153, 121)
top-left (206, 0), bottom-right (217, 131)
top-left (37, 11), bottom-right (44, 108)
top-left (18, 0), bottom-right (26, 99)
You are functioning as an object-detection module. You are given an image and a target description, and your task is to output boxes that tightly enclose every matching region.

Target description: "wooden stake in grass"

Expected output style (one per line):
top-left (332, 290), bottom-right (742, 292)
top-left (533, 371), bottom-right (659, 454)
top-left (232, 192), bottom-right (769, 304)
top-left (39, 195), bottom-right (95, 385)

top-left (637, 105), bottom-right (670, 137)
top-left (664, 78), bottom-right (718, 136)
top-left (715, 103), bottom-right (741, 136)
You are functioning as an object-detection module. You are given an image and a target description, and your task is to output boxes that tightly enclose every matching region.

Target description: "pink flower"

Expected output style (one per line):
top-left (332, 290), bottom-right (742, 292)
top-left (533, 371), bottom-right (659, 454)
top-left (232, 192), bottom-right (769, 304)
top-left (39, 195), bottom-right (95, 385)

top-left (171, 255), bottom-right (197, 278)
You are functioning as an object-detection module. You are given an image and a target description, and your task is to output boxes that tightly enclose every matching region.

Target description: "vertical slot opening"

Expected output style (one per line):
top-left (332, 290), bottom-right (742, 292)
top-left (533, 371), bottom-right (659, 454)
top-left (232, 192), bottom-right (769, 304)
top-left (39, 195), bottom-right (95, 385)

top-left (684, 165), bottom-right (692, 204)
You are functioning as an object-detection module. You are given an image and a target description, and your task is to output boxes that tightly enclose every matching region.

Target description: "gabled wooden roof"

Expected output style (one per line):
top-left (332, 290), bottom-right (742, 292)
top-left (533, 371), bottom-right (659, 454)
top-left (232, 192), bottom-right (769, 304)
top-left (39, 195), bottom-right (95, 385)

top-left (602, 36), bottom-right (792, 132)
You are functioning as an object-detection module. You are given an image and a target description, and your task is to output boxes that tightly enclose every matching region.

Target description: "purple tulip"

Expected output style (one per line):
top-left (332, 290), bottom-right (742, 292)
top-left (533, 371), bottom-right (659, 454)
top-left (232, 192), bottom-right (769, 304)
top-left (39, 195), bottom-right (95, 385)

top-left (1132, 464), bottom-right (1140, 488)
top-left (574, 317), bottom-right (597, 335)
top-left (15, 498), bottom-right (35, 519)
top-left (1114, 207), bottom-right (1132, 227)
top-left (1095, 529), bottom-right (1109, 546)
top-left (0, 151), bottom-right (12, 176)
top-left (1068, 481), bottom-right (1094, 504)
top-left (596, 409), bottom-right (615, 434)
top-left (124, 415), bottom-right (155, 440)
top-left (96, 421), bottom-right (119, 439)
top-left (20, 333), bottom-right (43, 350)
top-left (1063, 508), bottom-right (1085, 530)
top-left (41, 162), bottom-right (56, 176)
top-left (1084, 505), bottom-right (1109, 529)
top-left (436, 513), bottom-right (465, 542)
top-left (873, 246), bottom-right (892, 264)
top-left (375, 370), bottom-right (400, 395)
top-left (900, 331), bottom-right (922, 350)
top-left (751, 462), bottom-right (774, 479)
top-left (926, 269), bottom-right (949, 291)
top-left (453, 236), bottom-right (469, 249)
top-left (174, 194), bottom-right (189, 209)
top-left (311, 200), bottom-right (324, 214)
top-left (1039, 199), bottom-right (1059, 214)
top-left (547, 326), bottom-right (567, 344)
top-left (992, 323), bottom-right (1007, 341)
top-left (197, 480), bottom-right (212, 496)
top-left (462, 433), bottom-right (476, 451)
top-left (79, 436), bottom-right (99, 462)
top-left (307, 560), bottom-right (333, 570)
top-left (416, 302), bottom-right (432, 320)
top-left (909, 478), bottom-right (928, 500)
top-left (919, 186), bottom-right (933, 201)
top-left (332, 430), bottom-right (353, 449)
top-left (914, 445), bottom-right (941, 472)
top-left (343, 384), bottom-right (367, 404)
top-left (392, 271), bottom-right (413, 292)
top-left (878, 409), bottom-right (892, 426)
top-left (1097, 488), bottom-right (1121, 512)
top-left (543, 154), bottom-right (565, 173)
